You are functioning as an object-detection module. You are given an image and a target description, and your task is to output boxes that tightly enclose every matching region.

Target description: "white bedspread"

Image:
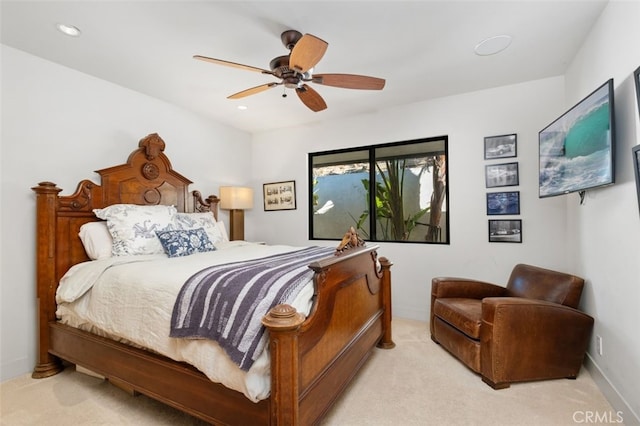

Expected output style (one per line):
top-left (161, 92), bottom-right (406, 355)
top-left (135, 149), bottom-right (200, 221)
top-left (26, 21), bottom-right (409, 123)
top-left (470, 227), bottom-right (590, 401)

top-left (55, 241), bottom-right (316, 402)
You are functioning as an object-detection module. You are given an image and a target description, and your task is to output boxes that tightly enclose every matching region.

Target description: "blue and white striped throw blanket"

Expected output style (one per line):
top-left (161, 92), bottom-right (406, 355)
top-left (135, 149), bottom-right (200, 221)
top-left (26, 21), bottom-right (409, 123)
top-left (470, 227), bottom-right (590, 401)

top-left (170, 246), bottom-right (335, 371)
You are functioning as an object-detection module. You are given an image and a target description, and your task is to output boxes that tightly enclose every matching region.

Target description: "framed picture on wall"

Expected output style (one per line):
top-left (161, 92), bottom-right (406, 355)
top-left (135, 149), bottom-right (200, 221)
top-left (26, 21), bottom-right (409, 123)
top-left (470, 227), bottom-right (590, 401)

top-left (263, 180), bottom-right (297, 211)
top-left (486, 191), bottom-right (520, 215)
top-left (633, 145), bottom-right (640, 215)
top-left (485, 162), bottom-right (519, 188)
top-left (484, 134), bottom-right (517, 159)
top-left (488, 219), bottom-right (522, 243)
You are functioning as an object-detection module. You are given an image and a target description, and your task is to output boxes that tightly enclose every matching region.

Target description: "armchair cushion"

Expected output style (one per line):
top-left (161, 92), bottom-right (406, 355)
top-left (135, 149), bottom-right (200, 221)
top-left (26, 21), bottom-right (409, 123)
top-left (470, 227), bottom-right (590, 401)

top-left (433, 299), bottom-right (482, 339)
top-left (430, 277), bottom-right (507, 338)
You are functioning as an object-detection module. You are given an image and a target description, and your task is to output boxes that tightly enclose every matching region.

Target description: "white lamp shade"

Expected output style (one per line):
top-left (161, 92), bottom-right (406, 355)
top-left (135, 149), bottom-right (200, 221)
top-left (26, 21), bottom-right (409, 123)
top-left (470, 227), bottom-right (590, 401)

top-left (219, 186), bottom-right (254, 210)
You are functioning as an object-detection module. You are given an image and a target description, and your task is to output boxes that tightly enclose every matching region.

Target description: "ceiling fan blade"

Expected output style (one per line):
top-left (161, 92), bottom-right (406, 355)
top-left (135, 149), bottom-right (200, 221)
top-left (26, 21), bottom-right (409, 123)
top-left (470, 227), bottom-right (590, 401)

top-left (193, 55), bottom-right (273, 75)
top-left (312, 74), bottom-right (386, 90)
top-left (228, 83), bottom-right (280, 99)
top-left (289, 34), bottom-right (328, 73)
top-left (296, 84), bottom-right (327, 112)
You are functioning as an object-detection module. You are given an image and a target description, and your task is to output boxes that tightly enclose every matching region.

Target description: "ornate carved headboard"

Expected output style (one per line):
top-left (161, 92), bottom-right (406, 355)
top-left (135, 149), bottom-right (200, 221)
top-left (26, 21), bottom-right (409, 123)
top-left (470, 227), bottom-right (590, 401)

top-left (32, 133), bottom-right (219, 303)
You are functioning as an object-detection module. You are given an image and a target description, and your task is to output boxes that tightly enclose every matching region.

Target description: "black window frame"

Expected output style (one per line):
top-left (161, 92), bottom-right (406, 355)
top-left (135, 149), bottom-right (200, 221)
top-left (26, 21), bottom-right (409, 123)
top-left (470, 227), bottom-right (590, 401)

top-left (308, 135), bottom-right (449, 244)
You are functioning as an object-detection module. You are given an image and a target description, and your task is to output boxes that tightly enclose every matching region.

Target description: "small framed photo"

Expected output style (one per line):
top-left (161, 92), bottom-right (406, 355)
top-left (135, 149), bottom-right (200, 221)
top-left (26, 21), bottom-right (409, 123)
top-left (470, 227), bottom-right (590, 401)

top-left (633, 145), bottom-right (640, 215)
top-left (486, 191), bottom-right (520, 215)
top-left (489, 219), bottom-right (522, 243)
top-left (485, 162), bottom-right (519, 188)
top-left (484, 134), bottom-right (517, 160)
top-left (263, 180), bottom-right (296, 211)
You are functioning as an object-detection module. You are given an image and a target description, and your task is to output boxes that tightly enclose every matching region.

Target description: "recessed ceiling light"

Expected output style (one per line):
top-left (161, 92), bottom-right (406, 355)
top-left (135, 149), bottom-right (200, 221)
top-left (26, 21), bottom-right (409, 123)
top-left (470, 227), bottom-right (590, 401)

top-left (474, 35), bottom-right (512, 56)
top-left (237, 105), bottom-right (248, 111)
top-left (56, 23), bottom-right (81, 37)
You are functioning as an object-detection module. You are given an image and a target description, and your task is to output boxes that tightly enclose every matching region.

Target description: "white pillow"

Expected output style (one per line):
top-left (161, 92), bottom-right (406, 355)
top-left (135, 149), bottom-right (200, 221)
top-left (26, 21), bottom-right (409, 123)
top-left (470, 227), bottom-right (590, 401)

top-left (94, 204), bottom-right (177, 256)
top-left (78, 221), bottom-right (113, 260)
top-left (216, 220), bottom-right (230, 242)
top-left (171, 212), bottom-right (223, 244)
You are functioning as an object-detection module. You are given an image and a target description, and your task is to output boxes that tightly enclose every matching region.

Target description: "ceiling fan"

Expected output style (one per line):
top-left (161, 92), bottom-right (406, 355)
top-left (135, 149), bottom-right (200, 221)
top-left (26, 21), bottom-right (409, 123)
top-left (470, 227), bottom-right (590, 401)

top-left (194, 30), bottom-right (385, 112)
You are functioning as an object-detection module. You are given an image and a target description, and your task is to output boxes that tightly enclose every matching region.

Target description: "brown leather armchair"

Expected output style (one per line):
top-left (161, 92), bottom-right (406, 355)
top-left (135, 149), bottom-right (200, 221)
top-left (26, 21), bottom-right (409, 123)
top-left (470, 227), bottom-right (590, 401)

top-left (430, 264), bottom-right (594, 389)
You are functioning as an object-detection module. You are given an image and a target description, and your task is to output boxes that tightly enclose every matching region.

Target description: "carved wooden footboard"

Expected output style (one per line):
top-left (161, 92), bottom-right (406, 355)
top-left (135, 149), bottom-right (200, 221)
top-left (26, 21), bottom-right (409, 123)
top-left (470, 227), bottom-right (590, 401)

top-left (266, 246), bottom-right (393, 425)
top-left (32, 133), bottom-right (394, 425)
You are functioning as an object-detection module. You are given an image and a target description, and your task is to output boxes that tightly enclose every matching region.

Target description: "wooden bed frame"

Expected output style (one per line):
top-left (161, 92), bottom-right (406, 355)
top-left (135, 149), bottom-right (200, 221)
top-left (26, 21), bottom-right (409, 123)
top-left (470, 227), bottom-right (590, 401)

top-left (32, 133), bottom-right (394, 425)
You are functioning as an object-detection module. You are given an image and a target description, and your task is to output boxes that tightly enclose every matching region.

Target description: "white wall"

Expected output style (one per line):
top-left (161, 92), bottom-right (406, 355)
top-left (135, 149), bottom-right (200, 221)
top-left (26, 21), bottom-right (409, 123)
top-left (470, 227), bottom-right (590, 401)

top-left (564, 1), bottom-right (640, 423)
top-left (0, 45), bottom-right (253, 381)
top-left (250, 76), bottom-right (569, 321)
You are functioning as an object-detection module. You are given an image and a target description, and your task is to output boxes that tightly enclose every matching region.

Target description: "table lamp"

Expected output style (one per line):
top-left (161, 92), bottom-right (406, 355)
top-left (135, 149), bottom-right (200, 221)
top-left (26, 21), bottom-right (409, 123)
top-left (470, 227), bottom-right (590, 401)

top-left (219, 186), bottom-right (253, 241)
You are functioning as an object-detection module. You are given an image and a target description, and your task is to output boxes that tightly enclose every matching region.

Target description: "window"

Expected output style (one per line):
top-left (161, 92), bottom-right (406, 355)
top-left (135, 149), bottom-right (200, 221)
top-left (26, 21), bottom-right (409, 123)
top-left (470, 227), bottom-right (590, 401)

top-left (309, 136), bottom-right (449, 244)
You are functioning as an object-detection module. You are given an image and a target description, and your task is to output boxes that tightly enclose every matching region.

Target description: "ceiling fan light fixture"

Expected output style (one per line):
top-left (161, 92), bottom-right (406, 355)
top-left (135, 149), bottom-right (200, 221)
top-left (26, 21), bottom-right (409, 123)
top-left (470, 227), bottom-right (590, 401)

top-left (283, 76), bottom-right (301, 89)
top-left (195, 29), bottom-right (384, 112)
top-left (55, 23), bottom-right (81, 37)
top-left (474, 35), bottom-right (512, 56)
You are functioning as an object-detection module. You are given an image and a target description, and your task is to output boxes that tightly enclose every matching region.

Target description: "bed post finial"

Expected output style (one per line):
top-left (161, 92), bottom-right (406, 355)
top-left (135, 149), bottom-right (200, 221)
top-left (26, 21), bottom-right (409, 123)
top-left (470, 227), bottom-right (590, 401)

top-left (32, 181), bottom-right (65, 378)
top-left (377, 257), bottom-right (395, 349)
top-left (138, 133), bottom-right (166, 160)
top-left (262, 305), bottom-right (305, 425)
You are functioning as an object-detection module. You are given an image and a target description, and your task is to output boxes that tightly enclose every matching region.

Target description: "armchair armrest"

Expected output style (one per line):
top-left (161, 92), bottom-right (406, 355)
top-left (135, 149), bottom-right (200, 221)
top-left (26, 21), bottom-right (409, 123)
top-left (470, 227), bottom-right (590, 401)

top-left (430, 278), bottom-right (508, 338)
top-left (431, 277), bottom-right (507, 300)
top-left (480, 297), bottom-right (594, 388)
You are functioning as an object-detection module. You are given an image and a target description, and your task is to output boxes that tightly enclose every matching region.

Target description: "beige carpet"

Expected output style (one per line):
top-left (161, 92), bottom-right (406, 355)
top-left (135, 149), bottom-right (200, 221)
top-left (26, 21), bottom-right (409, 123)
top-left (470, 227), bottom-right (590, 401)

top-left (0, 318), bottom-right (617, 425)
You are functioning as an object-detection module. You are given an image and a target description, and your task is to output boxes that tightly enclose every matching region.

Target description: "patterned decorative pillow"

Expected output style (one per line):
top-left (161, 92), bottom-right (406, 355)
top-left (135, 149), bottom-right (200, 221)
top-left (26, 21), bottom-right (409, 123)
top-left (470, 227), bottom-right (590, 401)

top-left (171, 212), bottom-right (223, 244)
top-left (155, 228), bottom-right (216, 258)
top-left (94, 204), bottom-right (177, 256)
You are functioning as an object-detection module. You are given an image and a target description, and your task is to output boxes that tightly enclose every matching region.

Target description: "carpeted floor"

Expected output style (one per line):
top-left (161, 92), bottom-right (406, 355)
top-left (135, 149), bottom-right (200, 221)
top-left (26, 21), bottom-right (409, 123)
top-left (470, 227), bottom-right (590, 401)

top-left (0, 318), bottom-right (617, 425)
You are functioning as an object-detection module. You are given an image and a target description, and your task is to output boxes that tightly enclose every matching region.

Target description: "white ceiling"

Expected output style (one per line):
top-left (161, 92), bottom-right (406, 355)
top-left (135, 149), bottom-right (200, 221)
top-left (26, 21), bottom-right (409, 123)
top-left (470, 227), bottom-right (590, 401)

top-left (1, 1), bottom-right (608, 134)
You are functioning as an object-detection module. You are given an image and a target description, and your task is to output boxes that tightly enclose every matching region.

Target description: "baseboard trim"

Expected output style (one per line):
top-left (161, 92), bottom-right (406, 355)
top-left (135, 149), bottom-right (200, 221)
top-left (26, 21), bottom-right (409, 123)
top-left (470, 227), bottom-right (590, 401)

top-left (584, 353), bottom-right (640, 426)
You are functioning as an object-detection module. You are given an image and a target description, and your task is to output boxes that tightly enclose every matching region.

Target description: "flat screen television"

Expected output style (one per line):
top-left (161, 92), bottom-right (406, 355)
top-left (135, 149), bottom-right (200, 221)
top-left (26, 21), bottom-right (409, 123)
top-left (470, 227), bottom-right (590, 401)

top-left (634, 65), bottom-right (640, 118)
top-left (538, 79), bottom-right (616, 198)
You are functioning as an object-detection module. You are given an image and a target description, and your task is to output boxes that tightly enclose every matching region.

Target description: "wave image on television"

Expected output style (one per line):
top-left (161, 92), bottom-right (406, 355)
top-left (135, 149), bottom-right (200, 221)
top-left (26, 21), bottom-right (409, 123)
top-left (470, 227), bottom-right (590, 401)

top-left (539, 81), bottom-right (614, 198)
